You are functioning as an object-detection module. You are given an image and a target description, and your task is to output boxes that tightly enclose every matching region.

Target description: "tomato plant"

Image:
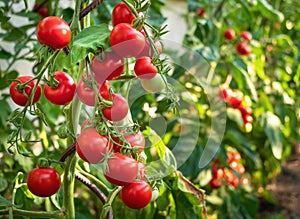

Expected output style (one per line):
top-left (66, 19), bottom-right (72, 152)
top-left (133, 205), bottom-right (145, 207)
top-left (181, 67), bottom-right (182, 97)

top-left (44, 71), bottom-right (76, 105)
top-left (27, 167), bottom-right (61, 197)
top-left (36, 16), bottom-right (71, 50)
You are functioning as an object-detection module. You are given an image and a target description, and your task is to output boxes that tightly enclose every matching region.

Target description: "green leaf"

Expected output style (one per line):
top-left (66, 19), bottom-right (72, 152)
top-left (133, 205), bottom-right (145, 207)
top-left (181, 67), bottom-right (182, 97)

top-left (256, 0), bottom-right (284, 22)
top-left (70, 25), bottom-right (110, 66)
top-left (261, 112), bottom-right (283, 159)
top-left (231, 59), bottom-right (258, 102)
top-left (0, 177), bottom-right (8, 192)
top-left (0, 48), bottom-right (12, 59)
top-left (0, 194), bottom-right (12, 207)
top-left (198, 45), bottom-right (220, 62)
top-left (148, 129), bottom-right (166, 158)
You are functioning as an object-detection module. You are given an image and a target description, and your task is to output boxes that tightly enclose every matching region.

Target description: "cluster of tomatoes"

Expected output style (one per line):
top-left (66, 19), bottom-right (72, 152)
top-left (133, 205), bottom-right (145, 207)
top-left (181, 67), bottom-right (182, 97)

top-left (224, 28), bottom-right (252, 56)
top-left (220, 86), bottom-right (253, 132)
top-left (210, 151), bottom-right (248, 188)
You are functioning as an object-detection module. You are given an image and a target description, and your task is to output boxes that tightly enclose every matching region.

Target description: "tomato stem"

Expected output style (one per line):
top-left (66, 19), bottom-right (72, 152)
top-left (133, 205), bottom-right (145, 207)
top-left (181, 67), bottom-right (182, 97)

top-left (100, 186), bottom-right (122, 219)
top-left (0, 209), bottom-right (65, 219)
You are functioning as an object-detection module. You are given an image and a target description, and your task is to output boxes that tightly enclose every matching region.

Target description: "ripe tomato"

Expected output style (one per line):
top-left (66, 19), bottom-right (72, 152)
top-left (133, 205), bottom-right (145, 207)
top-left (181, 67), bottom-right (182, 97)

top-left (112, 2), bottom-right (135, 26)
top-left (76, 128), bottom-right (110, 164)
top-left (10, 76), bottom-right (42, 106)
top-left (238, 105), bottom-right (253, 116)
top-left (102, 93), bottom-right (129, 121)
top-left (36, 16), bottom-right (71, 50)
top-left (240, 176), bottom-right (249, 185)
top-left (121, 181), bottom-right (152, 209)
top-left (224, 29), bottom-right (236, 40)
top-left (44, 72), bottom-right (76, 105)
top-left (77, 76), bottom-right (110, 106)
top-left (33, 3), bottom-right (48, 17)
top-left (113, 130), bottom-right (145, 153)
top-left (220, 87), bottom-right (233, 101)
top-left (141, 74), bottom-right (166, 93)
top-left (27, 167), bottom-right (61, 197)
top-left (228, 93), bottom-right (243, 108)
top-left (110, 23), bottom-right (146, 58)
top-left (240, 31), bottom-right (252, 42)
top-left (134, 56), bottom-right (158, 79)
top-left (195, 7), bottom-right (206, 17)
top-left (104, 153), bottom-right (138, 186)
top-left (236, 42), bottom-right (252, 56)
top-left (242, 114), bottom-right (253, 124)
top-left (91, 52), bottom-right (124, 84)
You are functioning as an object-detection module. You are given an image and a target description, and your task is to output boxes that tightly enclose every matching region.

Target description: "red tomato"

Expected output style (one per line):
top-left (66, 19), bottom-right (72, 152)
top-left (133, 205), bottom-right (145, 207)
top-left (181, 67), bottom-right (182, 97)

top-left (210, 177), bottom-right (222, 189)
top-left (134, 56), bottom-right (158, 79)
top-left (113, 130), bottom-right (145, 153)
top-left (238, 105), bottom-right (253, 116)
top-left (228, 93), bottom-right (243, 108)
top-left (121, 181), bottom-right (152, 209)
top-left (102, 93), bottom-right (129, 121)
top-left (195, 7), bottom-right (206, 17)
top-left (224, 29), bottom-right (236, 40)
top-left (91, 52), bottom-right (124, 84)
top-left (27, 167), bottom-right (61, 197)
top-left (236, 42), bottom-right (252, 56)
top-left (76, 128), bottom-right (110, 164)
top-left (112, 2), bottom-right (136, 26)
top-left (242, 114), bottom-right (253, 124)
top-left (36, 16), bottom-right (71, 50)
top-left (110, 23), bottom-right (146, 58)
top-left (104, 153), bottom-right (138, 186)
top-left (220, 87), bottom-right (233, 102)
top-left (44, 72), bottom-right (76, 105)
top-left (236, 163), bottom-right (245, 175)
top-left (10, 76), bottom-right (42, 106)
top-left (33, 3), bottom-right (49, 17)
top-left (77, 76), bottom-right (110, 106)
top-left (240, 176), bottom-right (249, 185)
top-left (240, 31), bottom-right (252, 42)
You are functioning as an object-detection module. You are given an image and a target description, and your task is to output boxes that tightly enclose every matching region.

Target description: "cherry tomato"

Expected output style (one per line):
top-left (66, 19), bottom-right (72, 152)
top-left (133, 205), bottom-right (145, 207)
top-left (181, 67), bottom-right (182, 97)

top-left (238, 105), bottom-right (253, 116)
top-left (113, 130), bottom-right (145, 153)
top-left (76, 128), bottom-right (110, 164)
top-left (33, 3), bottom-right (48, 17)
top-left (27, 167), bottom-right (61, 197)
top-left (240, 176), bottom-right (249, 185)
top-left (134, 56), bottom-right (158, 79)
top-left (36, 16), bottom-right (71, 50)
top-left (77, 76), bottom-right (110, 106)
top-left (10, 76), bottom-right (42, 106)
top-left (44, 72), bottom-right (76, 105)
top-left (195, 7), bottom-right (205, 17)
top-left (121, 181), bottom-right (152, 209)
top-left (242, 114), bottom-right (253, 124)
top-left (91, 52), bottom-right (124, 84)
top-left (236, 163), bottom-right (245, 175)
top-left (110, 23), bottom-right (146, 58)
top-left (104, 153), bottom-right (138, 186)
top-left (112, 2), bottom-right (136, 26)
top-left (228, 93), bottom-right (243, 108)
top-left (102, 93), bottom-right (129, 122)
top-left (224, 29), bottom-right (235, 40)
top-left (240, 31), bottom-right (252, 42)
top-left (210, 177), bottom-right (222, 189)
top-left (141, 74), bottom-right (166, 93)
top-left (236, 42), bottom-right (252, 56)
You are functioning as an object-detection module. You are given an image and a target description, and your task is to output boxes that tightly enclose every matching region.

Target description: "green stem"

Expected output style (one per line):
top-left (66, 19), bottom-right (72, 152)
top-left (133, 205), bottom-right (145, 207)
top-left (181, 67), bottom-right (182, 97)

top-left (100, 186), bottom-right (122, 219)
top-left (0, 209), bottom-right (64, 219)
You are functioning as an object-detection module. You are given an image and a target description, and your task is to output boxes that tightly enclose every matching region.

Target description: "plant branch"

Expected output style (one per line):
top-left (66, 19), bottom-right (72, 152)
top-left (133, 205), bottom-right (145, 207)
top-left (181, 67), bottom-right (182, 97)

top-left (0, 209), bottom-right (65, 219)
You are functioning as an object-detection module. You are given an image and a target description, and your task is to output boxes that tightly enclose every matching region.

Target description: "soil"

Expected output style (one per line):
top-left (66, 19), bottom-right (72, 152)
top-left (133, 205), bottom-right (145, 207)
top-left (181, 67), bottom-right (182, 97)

top-left (257, 144), bottom-right (300, 218)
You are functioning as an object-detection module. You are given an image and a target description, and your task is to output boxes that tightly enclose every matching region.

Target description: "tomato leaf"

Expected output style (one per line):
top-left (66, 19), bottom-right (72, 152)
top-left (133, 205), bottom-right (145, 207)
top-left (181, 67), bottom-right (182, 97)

top-left (261, 112), bottom-right (283, 159)
top-left (256, 0), bottom-right (284, 22)
top-left (70, 25), bottom-right (110, 66)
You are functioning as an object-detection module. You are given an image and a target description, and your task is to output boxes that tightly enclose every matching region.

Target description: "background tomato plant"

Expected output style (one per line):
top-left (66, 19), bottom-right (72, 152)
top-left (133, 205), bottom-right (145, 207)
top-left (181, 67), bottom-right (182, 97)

top-left (0, 0), bottom-right (300, 218)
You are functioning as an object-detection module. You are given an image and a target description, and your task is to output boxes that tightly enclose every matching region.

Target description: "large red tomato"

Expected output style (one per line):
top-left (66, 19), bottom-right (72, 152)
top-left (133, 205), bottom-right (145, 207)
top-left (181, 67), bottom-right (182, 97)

top-left (76, 128), bottom-right (110, 164)
top-left (9, 76), bottom-right (42, 106)
top-left (134, 56), bottom-right (158, 79)
top-left (121, 181), bottom-right (152, 209)
top-left (77, 76), bottom-right (110, 106)
top-left (102, 93), bottom-right (129, 122)
top-left (110, 23), bottom-right (146, 58)
top-left (104, 153), bottom-right (138, 186)
top-left (44, 71), bottom-right (76, 105)
top-left (36, 16), bottom-right (71, 50)
top-left (27, 167), bottom-right (61, 197)
top-left (91, 52), bottom-right (124, 84)
top-left (112, 2), bottom-right (135, 26)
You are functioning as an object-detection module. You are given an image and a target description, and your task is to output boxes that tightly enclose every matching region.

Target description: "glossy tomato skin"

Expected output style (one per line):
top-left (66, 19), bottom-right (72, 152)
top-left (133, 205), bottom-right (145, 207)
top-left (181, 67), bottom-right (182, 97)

top-left (77, 76), bottom-right (110, 106)
top-left (240, 31), bottom-right (252, 42)
top-left (91, 52), bottom-right (124, 84)
top-left (224, 29), bottom-right (236, 40)
top-left (10, 76), bottom-right (42, 106)
top-left (27, 168), bottom-right (61, 197)
top-left (36, 16), bottom-right (71, 50)
top-left (33, 3), bottom-right (49, 17)
top-left (134, 56), bottom-right (158, 79)
top-left (44, 72), bottom-right (76, 105)
top-left (104, 153), bottom-right (138, 186)
top-left (112, 2), bottom-right (135, 26)
top-left (76, 128), bottom-right (110, 164)
top-left (102, 93), bottom-right (129, 121)
top-left (113, 130), bottom-right (145, 153)
top-left (236, 42), bottom-right (252, 56)
top-left (121, 181), bottom-right (152, 209)
top-left (110, 23), bottom-right (146, 58)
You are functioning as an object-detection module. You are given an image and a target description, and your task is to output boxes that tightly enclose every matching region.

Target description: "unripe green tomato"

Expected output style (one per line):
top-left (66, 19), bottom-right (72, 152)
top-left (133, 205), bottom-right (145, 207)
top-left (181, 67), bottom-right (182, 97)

top-left (141, 74), bottom-right (166, 93)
